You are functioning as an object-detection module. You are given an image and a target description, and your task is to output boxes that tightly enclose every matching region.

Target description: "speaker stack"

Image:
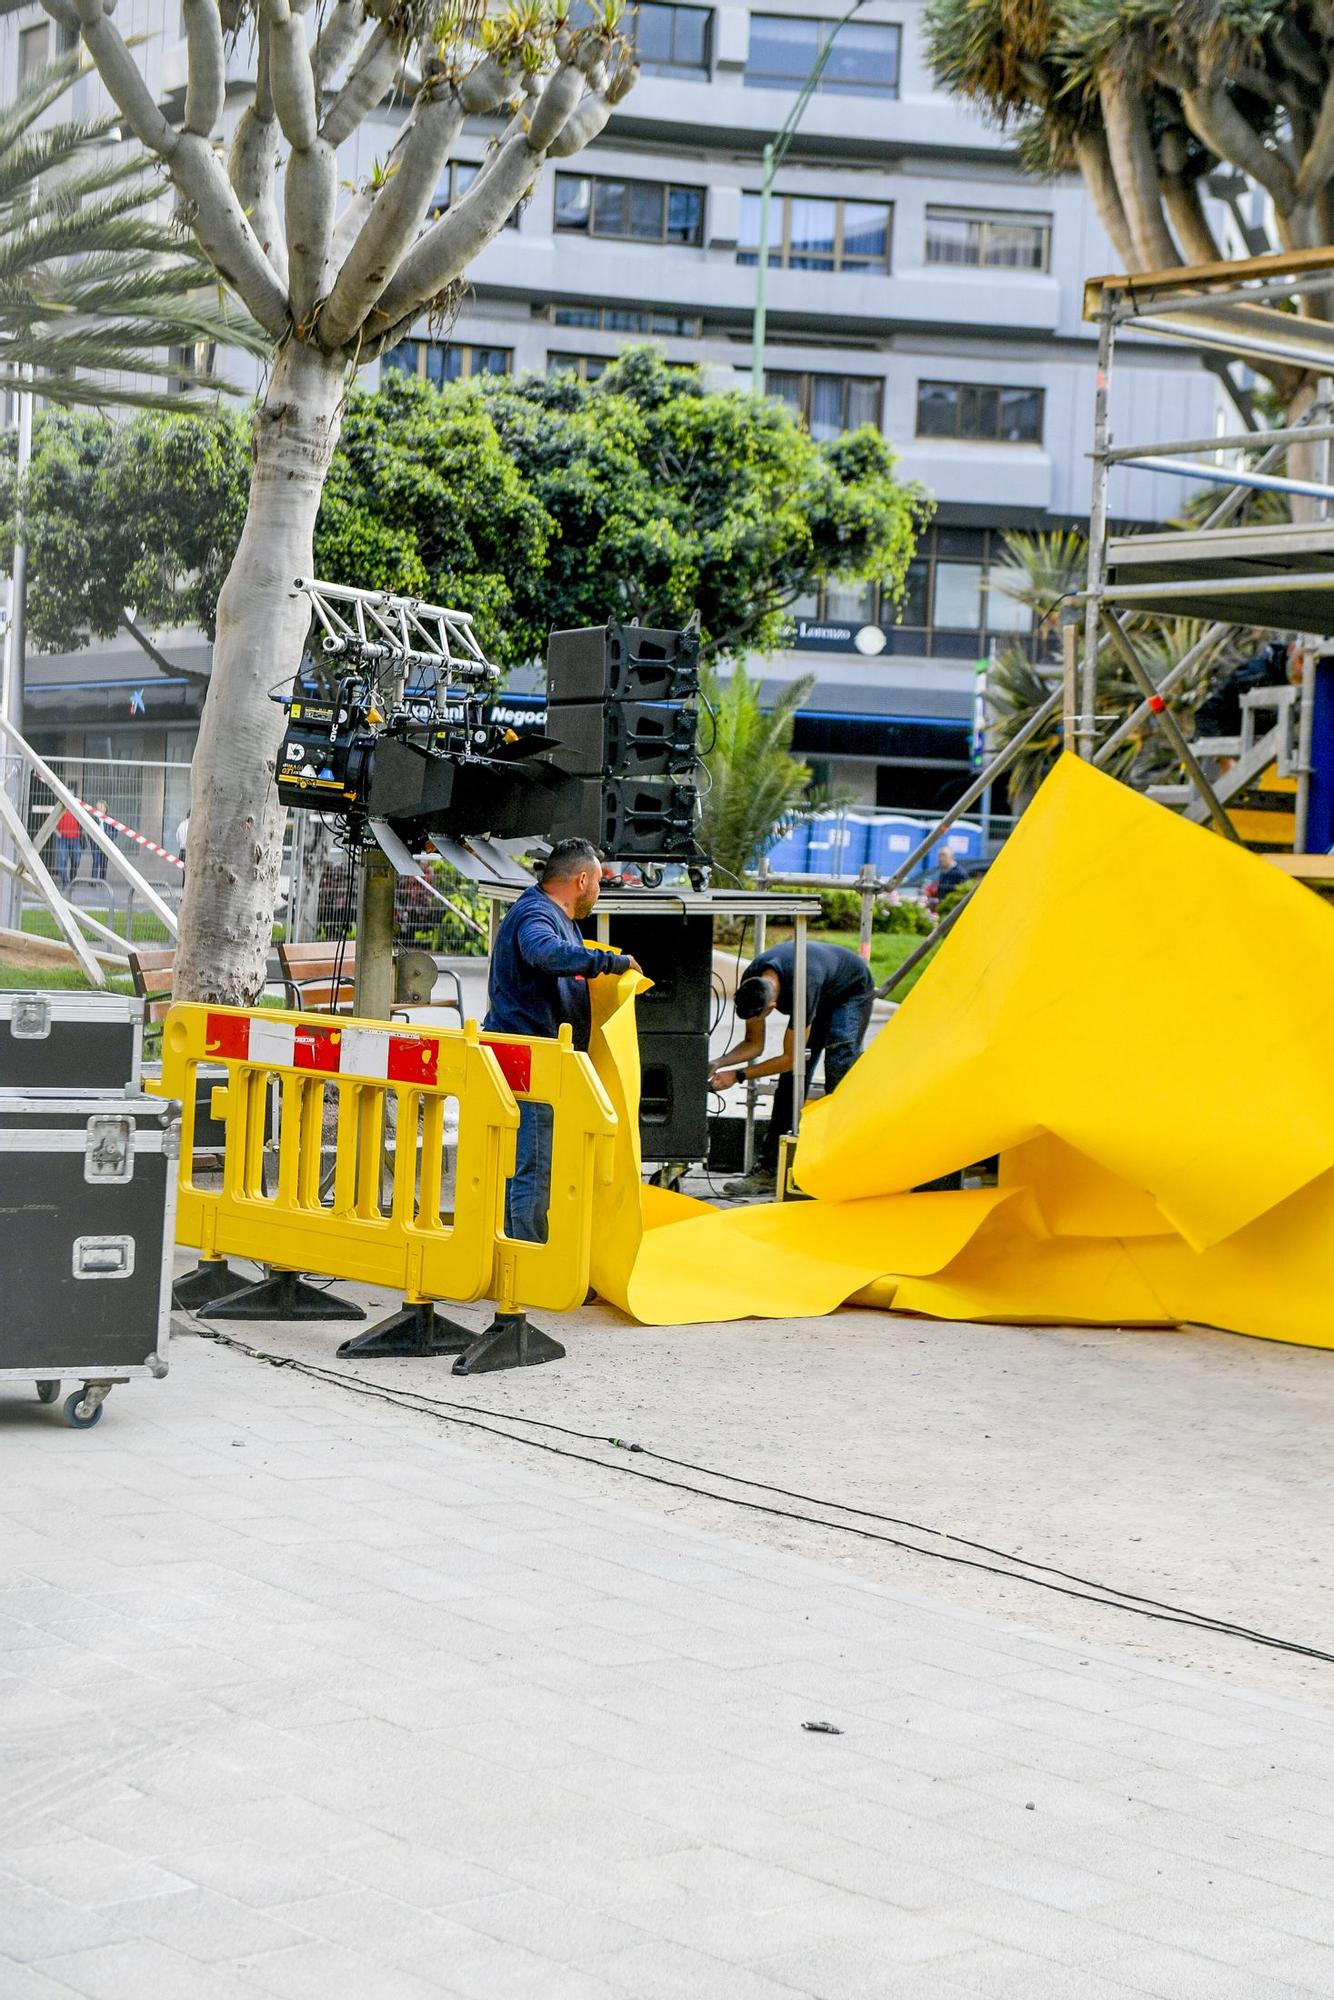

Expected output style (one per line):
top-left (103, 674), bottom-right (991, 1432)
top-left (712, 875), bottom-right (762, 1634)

top-left (544, 622), bottom-right (701, 860)
top-left (579, 910), bottom-right (714, 1162)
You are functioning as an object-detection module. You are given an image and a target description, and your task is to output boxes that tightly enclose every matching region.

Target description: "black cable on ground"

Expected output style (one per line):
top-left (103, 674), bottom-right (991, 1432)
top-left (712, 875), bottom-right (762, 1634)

top-left (178, 1317), bottom-right (1334, 1669)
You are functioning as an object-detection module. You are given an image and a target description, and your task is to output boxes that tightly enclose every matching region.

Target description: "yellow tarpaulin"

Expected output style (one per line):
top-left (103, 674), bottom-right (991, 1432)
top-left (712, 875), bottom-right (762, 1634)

top-left (585, 754), bottom-right (1334, 1347)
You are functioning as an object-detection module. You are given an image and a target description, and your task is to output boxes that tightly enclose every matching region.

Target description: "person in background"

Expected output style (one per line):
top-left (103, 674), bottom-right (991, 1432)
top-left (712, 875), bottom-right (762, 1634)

top-left (52, 806), bottom-right (83, 890)
top-left (89, 800), bottom-right (112, 882)
top-left (175, 814), bottom-right (189, 880)
top-left (483, 838), bottom-right (640, 1243)
top-left (709, 937), bottom-right (875, 1199)
top-left (932, 844), bottom-right (969, 905)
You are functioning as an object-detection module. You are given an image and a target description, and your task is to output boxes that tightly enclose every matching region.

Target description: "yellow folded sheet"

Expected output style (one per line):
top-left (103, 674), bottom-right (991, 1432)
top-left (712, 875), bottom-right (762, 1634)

top-left (584, 755), bottom-right (1334, 1348)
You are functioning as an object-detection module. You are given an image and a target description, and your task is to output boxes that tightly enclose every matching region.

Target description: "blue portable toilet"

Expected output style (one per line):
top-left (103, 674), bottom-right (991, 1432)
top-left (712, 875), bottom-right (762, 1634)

top-left (763, 817), bottom-right (810, 874)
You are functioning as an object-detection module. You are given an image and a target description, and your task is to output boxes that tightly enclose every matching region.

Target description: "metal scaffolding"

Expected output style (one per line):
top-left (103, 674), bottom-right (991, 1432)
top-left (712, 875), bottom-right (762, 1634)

top-left (871, 245), bottom-right (1334, 995)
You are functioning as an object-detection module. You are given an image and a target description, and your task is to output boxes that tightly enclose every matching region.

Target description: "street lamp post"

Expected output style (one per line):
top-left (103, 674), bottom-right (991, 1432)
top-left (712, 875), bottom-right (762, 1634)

top-left (749, 0), bottom-right (872, 396)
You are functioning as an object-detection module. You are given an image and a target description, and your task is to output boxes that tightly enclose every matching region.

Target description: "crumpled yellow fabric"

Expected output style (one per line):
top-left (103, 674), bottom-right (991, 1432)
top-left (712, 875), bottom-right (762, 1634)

top-left (585, 754), bottom-right (1334, 1347)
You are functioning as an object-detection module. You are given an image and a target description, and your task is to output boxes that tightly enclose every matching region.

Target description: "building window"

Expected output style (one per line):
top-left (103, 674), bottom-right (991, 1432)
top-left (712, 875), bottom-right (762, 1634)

top-left (568, 0), bottom-right (711, 75)
top-left (631, 1), bottom-right (712, 76)
top-left (916, 381), bottom-right (1044, 443)
top-left (169, 340), bottom-right (217, 396)
top-left (745, 14), bottom-right (899, 95)
top-left (925, 206), bottom-right (1051, 272)
top-left (554, 174), bottom-right (705, 247)
top-left (18, 22), bottom-right (49, 81)
top-left (766, 370), bottom-right (881, 440)
top-left (383, 341), bottom-right (512, 385)
top-left (738, 194), bottom-right (890, 272)
top-left (550, 304), bottom-right (703, 337)
top-left (547, 352), bottom-right (611, 382)
top-left (427, 162), bottom-right (521, 229)
top-left (790, 527), bottom-right (1038, 661)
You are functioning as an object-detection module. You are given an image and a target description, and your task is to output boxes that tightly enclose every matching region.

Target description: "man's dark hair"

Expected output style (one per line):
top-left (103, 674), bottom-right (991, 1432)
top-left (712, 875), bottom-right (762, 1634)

top-left (735, 974), bottom-right (771, 1019)
top-left (541, 837), bottom-right (601, 883)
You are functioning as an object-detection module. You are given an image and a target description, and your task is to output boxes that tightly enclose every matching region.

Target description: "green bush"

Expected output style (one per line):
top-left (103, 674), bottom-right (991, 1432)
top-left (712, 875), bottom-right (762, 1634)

top-left (872, 899), bottom-right (933, 936)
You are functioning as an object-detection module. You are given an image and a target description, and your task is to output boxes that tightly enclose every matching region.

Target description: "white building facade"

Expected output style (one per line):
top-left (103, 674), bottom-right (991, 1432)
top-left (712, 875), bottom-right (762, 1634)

top-left (3, 0), bottom-right (1224, 812)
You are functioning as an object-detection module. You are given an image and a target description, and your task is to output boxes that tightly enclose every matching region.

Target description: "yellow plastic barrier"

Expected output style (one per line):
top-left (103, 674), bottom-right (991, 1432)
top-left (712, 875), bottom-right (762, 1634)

top-left (155, 1003), bottom-right (616, 1314)
top-left (479, 1026), bottom-right (619, 1311)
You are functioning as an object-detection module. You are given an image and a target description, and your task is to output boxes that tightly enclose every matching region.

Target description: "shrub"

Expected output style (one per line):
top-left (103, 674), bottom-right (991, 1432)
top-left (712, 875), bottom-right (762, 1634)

top-left (873, 898), bottom-right (933, 936)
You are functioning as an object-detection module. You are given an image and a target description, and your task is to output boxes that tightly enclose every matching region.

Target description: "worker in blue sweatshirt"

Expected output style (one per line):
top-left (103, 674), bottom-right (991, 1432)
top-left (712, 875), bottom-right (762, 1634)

top-left (484, 837), bottom-right (639, 1242)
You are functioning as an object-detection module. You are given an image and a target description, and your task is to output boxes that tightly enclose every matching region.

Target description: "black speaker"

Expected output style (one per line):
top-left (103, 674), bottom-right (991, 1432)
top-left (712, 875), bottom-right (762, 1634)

top-left (637, 1029), bottom-right (710, 1161)
top-left (547, 776), bottom-right (698, 858)
top-left (548, 700), bottom-right (697, 778)
top-left (580, 913), bottom-right (714, 1033)
top-left (707, 1115), bottom-right (748, 1173)
top-left (546, 622), bottom-right (700, 704)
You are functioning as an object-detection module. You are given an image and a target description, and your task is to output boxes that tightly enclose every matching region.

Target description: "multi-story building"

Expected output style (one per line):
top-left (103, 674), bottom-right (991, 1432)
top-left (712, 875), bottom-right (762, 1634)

top-left (3, 0), bottom-right (1223, 816)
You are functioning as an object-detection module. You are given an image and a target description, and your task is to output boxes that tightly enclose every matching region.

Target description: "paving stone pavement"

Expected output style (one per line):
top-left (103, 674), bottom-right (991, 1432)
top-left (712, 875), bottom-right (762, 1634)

top-left (3, 1331), bottom-right (1334, 2000)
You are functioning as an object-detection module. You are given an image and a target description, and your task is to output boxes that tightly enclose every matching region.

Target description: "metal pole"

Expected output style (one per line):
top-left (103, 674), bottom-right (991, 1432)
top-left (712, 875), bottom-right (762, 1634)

top-left (1, 376), bottom-right (30, 930)
top-left (1102, 419), bottom-right (1334, 463)
top-left (790, 912), bottom-right (807, 1151)
top-left (879, 889), bottom-right (971, 999)
top-left (749, 142), bottom-right (774, 396)
top-left (1080, 299), bottom-right (1115, 760)
top-left (749, 0), bottom-right (867, 397)
top-left (288, 815), bottom-right (304, 945)
top-left (1061, 612), bottom-right (1078, 754)
top-left (1099, 611), bottom-right (1241, 842)
top-left (1295, 643), bottom-right (1317, 854)
top-left (1115, 456), bottom-right (1334, 505)
top-left (879, 685), bottom-right (1063, 893)
top-left (353, 842), bottom-right (397, 1018)
top-left (856, 861), bottom-right (874, 961)
top-left (1093, 621), bottom-right (1232, 767)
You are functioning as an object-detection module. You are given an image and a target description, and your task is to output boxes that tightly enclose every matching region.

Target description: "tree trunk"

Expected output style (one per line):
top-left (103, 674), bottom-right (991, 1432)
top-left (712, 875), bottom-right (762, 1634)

top-left (174, 341), bottom-right (347, 1003)
top-left (1099, 77), bottom-right (1182, 271)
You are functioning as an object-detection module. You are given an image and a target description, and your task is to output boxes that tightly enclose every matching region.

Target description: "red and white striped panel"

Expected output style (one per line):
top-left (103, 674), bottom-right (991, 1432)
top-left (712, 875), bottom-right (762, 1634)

top-left (204, 1012), bottom-right (441, 1086)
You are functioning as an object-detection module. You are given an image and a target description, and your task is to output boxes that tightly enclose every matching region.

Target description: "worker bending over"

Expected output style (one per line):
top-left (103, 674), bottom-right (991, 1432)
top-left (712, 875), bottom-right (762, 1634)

top-left (710, 938), bottom-right (874, 1198)
top-left (485, 838), bottom-right (639, 1242)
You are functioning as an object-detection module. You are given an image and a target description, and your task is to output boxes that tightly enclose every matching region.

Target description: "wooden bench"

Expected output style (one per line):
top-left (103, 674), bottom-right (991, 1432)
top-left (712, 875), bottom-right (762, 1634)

top-left (276, 941), bottom-right (463, 1021)
top-left (128, 947), bottom-right (176, 1025)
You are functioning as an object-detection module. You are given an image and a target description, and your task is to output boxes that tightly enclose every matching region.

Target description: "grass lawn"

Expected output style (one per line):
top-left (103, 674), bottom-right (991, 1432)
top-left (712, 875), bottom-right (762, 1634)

top-left (0, 966), bottom-right (137, 993)
top-left (21, 906), bottom-right (173, 945)
top-left (803, 927), bottom-right (941, 1000)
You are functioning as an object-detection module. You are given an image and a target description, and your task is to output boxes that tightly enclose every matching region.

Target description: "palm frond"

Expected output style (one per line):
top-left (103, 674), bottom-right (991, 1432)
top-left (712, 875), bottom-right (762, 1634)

top-left (0, 55), bottom-right (265, 409)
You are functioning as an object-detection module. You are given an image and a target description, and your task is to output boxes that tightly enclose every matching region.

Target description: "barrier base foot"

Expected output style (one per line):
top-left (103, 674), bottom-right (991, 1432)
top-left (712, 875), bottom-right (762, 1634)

top-left (173, 1259), bottom-right (251, 1310)
top-left (336, 1301), bottom-right (475, 1359)
top-left (201, 1269), bottom-right (366, 1323)
top-left (452, 1311), bottom-right (565, 1376)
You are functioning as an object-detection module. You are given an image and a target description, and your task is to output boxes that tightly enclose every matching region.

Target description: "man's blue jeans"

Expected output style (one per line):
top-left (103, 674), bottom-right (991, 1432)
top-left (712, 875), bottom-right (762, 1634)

top-left (56, 836), bottom-right (80, 889)
top-left (505, 1100), bottom-right (553, 1243)
top-left (760, 990), bottom-right (874, 1174)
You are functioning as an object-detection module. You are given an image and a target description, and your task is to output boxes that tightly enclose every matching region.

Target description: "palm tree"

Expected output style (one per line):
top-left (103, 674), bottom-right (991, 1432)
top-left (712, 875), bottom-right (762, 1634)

top-left (0, 49), bottom-right (264, 409)
top-left (697, 665), bottom-right (816, 884)
top-left (985, 530), bottom-right (1248, 807)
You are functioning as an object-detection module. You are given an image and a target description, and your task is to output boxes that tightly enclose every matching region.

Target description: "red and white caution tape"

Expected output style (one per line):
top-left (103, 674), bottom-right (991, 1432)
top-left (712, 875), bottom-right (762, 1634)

top-left (203, 1011), bottom-right (532, 1094)
top-left (78, 799), bottom-right (184, 871)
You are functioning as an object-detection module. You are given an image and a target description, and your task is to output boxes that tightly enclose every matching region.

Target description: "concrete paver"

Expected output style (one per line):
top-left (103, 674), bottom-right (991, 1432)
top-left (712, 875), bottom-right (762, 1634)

top-left (1, 1326), bottom-right (1333, 1998)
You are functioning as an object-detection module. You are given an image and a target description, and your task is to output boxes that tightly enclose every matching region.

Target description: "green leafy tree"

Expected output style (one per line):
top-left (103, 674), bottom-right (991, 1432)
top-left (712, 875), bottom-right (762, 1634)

top-left (13, 347), bottom-right (926, 677)
top-left (0, 50), bottom-right (262, 408)
top-left (0, 406), bottom-right (251, 677)
top-left (696, 666), bottom-right (815, 886)
top-left (478, 350), bottom-right (927, 662)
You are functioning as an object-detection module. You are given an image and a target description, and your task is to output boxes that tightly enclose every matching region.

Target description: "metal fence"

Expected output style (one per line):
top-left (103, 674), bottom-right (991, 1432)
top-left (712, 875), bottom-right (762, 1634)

top-left (0, 754), bottom-right (489, 957)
